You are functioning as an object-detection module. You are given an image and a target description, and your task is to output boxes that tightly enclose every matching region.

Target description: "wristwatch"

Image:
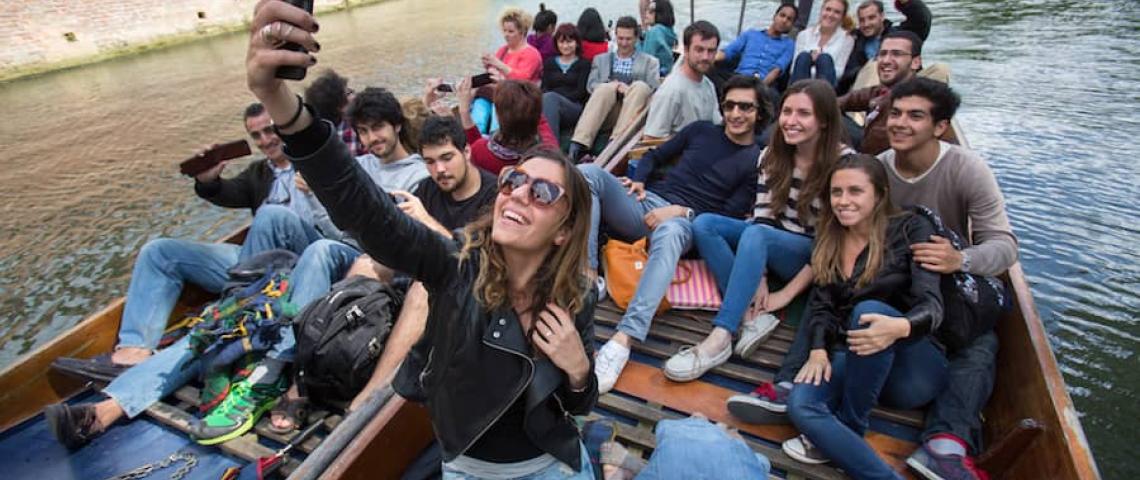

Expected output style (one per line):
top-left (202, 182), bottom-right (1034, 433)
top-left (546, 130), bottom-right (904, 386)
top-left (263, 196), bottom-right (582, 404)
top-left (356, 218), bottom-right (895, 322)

top-left (684, 207), bottom-right (696, 221)
top-left (960, 250), bottom-right (972, 273)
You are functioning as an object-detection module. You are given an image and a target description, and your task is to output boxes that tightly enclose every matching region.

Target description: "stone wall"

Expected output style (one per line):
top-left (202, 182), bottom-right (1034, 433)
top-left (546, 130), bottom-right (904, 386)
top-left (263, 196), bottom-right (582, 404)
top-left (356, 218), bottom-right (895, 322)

top-left (0, 0), bottom-right (375, 81)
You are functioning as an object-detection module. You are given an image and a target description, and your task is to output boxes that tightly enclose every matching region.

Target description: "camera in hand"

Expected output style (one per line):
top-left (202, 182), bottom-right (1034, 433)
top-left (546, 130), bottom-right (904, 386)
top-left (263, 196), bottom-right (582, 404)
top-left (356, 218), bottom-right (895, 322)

top-left (276, 0), bottom-right (316, 81)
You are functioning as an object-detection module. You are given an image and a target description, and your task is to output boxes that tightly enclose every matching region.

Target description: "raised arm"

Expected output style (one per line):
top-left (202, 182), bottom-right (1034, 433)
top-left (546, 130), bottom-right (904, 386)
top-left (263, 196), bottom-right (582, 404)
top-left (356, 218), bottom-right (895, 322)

top-left (896, 0), bottom-right (933, 40)
top-left (194, 161), bottom-right (261, 209)
top-left (243, 1), bottom-right (456, 290)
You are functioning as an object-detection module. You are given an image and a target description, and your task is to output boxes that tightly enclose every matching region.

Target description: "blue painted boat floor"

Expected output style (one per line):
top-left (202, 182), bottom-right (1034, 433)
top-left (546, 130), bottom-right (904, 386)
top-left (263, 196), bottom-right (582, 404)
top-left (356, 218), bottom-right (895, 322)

top-left (0, 391), bottom-right (257, 480)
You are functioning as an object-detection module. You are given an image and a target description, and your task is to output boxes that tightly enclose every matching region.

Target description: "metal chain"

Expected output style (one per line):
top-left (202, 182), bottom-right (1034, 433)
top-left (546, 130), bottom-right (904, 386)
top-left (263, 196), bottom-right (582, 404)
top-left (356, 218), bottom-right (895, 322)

top-left (104, 451), bottom-right (198, 480)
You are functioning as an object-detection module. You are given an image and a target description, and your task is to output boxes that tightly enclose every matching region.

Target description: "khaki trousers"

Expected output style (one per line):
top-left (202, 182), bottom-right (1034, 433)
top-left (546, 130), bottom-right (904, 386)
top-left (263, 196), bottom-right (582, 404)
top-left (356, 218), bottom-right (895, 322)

top-left (571, 81), bottom-right (653, 146)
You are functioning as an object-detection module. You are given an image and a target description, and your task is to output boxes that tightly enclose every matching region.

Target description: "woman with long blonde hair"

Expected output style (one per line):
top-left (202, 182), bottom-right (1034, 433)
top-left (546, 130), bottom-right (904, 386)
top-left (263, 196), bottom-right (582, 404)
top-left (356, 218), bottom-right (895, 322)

top-left (780, 154), bottom-right (946, 480)
top-left (242, 5), bottom-right (599, 478)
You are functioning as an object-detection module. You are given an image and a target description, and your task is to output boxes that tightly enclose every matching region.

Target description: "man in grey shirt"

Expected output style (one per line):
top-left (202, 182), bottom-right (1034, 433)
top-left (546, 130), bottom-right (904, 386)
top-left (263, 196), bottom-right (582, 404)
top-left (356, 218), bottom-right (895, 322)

top-left (643, 21), bottom-right (723, 140)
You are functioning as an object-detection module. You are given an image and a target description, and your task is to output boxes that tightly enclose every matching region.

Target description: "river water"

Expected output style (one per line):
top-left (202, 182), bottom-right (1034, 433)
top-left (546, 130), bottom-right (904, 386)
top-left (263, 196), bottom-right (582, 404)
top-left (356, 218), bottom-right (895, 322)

top-left (0, 0), bottom-right (1136, 476)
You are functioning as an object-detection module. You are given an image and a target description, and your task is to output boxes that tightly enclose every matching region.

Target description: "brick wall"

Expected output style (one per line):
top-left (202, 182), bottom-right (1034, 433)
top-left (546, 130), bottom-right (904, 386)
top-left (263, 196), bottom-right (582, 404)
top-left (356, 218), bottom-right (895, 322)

top-left (0, 0), bottom-right (355, 77)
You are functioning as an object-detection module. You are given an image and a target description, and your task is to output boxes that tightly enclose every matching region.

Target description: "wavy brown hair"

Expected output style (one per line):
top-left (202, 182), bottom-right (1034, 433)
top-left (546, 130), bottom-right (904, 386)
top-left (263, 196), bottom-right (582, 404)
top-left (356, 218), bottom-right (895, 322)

top-left (762, 79), bottom-right (846, 229)
top-left (812, 154), bottom-right (897, 287)
top-left (459, 146), bottom-right (593, 316)
top-left (493, 80), bottom-right (544, 152)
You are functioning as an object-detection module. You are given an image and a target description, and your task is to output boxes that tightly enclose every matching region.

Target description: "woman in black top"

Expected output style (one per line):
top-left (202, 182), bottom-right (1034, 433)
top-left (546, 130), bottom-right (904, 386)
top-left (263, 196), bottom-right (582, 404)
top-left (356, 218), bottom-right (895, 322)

top-left (540, 23), bottom-right (591, 139)
top-left (781, 154), bottom-right (947, 480)
top-left (244, 4), bottom-right (598, 478)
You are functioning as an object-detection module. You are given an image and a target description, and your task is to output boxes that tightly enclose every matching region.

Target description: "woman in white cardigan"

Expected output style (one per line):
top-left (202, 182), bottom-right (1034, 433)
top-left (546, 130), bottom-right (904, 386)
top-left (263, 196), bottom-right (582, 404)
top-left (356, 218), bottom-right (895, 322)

top-left (789, 0), bottom-right (855, 87)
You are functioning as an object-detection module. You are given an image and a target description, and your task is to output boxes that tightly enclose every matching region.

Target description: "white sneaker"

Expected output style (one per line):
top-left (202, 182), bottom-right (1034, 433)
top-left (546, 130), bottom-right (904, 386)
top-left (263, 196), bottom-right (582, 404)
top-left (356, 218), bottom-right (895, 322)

top-left (594, 340), bottom-right (630, 394)
top-left (783, 434), bottom-right (830, 465)
top-left (663, 343), bottom-right (731, 382)
top-left (734, 312), bottom-right (779, 358)
top-left (595, 276), bottom-right (608, 301)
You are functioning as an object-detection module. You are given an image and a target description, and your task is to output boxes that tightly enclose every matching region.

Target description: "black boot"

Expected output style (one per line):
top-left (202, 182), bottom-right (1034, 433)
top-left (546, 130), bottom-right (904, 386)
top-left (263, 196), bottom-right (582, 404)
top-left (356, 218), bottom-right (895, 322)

top-left (45, 403), bottom-right (104, 450)
top-left (568, 142), bottom-right (588, 163)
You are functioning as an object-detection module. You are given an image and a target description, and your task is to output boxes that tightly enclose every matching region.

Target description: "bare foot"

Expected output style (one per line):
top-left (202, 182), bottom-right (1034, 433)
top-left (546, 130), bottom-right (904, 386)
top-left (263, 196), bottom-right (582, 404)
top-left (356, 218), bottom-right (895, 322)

top-left (110, 347), bottom-right (152, 366)
top-left (602, 464), bottom-right (634, 480)
top-left (93, 399), bottom-right (126, 429)
top-left (270, 385), bottom-right (304, 431)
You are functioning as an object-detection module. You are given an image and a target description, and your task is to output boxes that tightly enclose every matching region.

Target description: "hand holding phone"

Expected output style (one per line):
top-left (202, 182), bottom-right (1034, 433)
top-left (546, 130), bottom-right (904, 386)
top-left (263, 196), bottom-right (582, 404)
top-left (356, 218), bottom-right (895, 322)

top-left (470, 72), bottom-right (495, 89)
top-left (180, 139), bottom-right (252, 178)
top-left (275, 0), bottom-right (316, 80)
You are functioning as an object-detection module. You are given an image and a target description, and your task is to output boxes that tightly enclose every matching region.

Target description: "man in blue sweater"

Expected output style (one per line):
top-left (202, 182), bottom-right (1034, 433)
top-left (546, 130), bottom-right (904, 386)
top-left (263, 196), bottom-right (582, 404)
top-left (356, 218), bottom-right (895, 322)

top-left (579, 75), bottom-right (769, 393)
top-left (716, 3), bottom-right (798, 87)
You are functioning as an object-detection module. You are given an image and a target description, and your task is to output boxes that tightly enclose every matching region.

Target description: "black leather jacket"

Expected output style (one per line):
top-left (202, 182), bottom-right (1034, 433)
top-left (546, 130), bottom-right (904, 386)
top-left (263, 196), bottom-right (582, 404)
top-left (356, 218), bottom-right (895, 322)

top-left (283, 119), bottom-right (599, 469)
top-left (805, 211), bottom-right (943, 351)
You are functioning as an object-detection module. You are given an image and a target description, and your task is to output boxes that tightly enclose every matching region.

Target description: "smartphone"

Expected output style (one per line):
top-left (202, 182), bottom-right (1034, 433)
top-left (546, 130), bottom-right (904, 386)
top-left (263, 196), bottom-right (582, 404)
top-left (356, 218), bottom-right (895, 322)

top-left (276, 0), bottom-right (316, 81)
top-left (179, 140), bottom-right (252, 177)
top-left (470, 73), bottom-right (495, 89)
top-left (435, 83), bottom-right (455, 92)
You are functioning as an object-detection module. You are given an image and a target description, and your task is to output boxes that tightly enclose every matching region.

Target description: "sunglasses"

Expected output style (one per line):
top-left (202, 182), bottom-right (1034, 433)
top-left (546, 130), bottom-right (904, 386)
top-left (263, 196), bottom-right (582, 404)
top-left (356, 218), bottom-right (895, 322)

top-left (722, 100), bottom-right (758, 113)
top-left (498, 166), bottom-right (565, 207)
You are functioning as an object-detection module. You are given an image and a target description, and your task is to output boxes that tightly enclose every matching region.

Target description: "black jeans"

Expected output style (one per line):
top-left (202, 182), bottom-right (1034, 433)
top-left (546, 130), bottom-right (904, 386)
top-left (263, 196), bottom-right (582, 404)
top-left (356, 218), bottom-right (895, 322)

top-left (775, 316), bottom-right (999, 455)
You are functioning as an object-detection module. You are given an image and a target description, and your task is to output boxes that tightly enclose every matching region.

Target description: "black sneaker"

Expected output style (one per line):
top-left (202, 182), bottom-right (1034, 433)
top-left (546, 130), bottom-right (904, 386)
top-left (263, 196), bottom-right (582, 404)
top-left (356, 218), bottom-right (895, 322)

top-left (568, 142), bottom-right (589, 163)
top-left (44, 403), bottom-right (104, 450)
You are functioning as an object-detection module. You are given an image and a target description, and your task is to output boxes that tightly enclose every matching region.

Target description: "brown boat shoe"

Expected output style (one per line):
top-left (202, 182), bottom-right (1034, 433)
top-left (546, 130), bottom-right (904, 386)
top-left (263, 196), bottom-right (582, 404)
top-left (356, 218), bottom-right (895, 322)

top-left (44, 403), bottom-right (105, 450)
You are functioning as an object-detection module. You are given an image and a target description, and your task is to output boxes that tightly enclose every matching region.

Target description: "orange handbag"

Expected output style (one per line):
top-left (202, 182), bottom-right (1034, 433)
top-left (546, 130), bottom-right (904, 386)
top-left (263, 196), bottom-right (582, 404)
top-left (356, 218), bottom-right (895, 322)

top-left (601, 238), bottom-right (672, 315)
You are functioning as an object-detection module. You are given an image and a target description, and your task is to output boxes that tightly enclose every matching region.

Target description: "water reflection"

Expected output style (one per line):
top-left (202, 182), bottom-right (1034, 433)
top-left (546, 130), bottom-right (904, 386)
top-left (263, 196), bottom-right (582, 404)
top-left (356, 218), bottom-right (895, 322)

top-left (0, 0), bottom-right (1137, 476)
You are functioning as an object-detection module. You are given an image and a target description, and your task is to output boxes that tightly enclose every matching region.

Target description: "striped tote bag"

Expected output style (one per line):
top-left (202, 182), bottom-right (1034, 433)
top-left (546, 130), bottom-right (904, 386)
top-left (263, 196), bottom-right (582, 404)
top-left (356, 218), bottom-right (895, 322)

top-left (665, 260), bottom-right (723, 311)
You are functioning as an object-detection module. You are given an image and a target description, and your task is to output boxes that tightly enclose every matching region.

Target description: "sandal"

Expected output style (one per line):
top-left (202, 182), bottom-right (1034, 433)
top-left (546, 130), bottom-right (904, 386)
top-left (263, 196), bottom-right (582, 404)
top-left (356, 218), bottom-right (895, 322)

top-left (267, 394), bottom-right (308, 435)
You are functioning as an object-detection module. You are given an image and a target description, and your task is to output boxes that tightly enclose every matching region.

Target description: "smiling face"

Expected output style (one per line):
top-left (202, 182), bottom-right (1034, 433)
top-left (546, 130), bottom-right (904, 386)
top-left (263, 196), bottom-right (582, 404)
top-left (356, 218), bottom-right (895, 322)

top-left (829, 167), bottom-right (877, 229)
top-left (492, 157), bottom-right (571, 253)
top-left (502, 20), bottom-right (525, 47)
top-left (614, 26), bottom-right (638, 57)
top-left (722, 87), bottom-right (759, 139)
top-left (557, 35), bottom-right (578, 57)
top-left (245, 112), bottom-right (284, 162)
top-left (819, 0), bottom-right (847, 31)
top-left (357, 121), bottom-right (400, 160)
top-left (876, 37), bottom-right (920, 86)
top-left (779, 92), bottom-right (822, 147)
top-left (857, 3), bottom-right (885, 38)
top-left (886, 95), bottom-right (948, 153)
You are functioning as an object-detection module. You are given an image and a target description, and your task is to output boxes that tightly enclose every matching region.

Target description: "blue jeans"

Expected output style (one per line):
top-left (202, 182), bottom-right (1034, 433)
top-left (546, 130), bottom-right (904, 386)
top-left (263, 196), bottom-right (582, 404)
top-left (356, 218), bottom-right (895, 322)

top-left (116, 205), bottom-right (321, 358)
top-left (288, 239), bottom-right (362, 311)
top-left (692, 214), bottom-right (812, 333)
top-left (789, 51), bottom-right (838, 87)
top-left (441, 443), bottom-right (594, 480)
top-left (637, 417), bottom-right (770, 479)
top-left (470, 98), bottom-right (500, 135)
top-left (787, 301), bottom-right (948, 480)
top-left (542, 91), bottom-right (583, 140)
top-left (578, 164), bottom-right (689, 342)
top-left (103, 336), bottom-right (201, 418)
top-left (922, 330), bottom-right (998, 454)
top-left (578, 164), bottom-right (672, 270)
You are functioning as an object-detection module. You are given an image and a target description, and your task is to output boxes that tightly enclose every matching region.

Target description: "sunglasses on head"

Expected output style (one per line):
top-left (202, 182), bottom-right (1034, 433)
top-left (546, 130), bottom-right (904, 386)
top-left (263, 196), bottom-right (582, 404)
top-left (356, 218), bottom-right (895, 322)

top-left (721, 100), bottom-right (758, 113)
top-left (498, 166), bottom-right (565, 207)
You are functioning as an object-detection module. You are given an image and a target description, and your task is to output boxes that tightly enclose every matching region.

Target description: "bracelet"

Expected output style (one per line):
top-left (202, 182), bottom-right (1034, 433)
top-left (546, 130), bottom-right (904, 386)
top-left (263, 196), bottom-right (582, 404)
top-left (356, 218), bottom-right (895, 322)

top-left (275, 94), bottom-right (306, 132)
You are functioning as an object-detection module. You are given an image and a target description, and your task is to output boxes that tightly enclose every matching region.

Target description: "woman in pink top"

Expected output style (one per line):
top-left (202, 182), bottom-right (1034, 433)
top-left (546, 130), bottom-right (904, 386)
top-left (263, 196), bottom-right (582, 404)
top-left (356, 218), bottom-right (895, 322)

top-left (484, 7), bottom-right (543, 84)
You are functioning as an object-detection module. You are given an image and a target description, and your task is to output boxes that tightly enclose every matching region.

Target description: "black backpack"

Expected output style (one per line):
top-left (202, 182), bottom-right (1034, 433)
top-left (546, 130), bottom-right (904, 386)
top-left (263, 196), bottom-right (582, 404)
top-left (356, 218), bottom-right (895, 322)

top-left (293, 275), bottom-right (403, 405)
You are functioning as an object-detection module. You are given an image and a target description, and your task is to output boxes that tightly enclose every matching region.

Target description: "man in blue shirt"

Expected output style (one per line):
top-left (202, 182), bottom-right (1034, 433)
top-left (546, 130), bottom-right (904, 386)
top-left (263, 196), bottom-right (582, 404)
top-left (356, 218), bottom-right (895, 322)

top-left (715, 3), bottom-right (797, 87)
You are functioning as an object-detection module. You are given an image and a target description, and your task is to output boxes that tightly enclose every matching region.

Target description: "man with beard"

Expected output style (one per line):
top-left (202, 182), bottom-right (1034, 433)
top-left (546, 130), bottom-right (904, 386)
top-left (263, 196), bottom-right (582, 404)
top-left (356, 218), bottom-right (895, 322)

top-left (836, 0), bottom-right (931, 95)
top-left (348, 87), bottom-right (430, 193)
top-left (643, 20), bottom-right (723, 140)
top-left (838, 30), bottom-right (955, 154)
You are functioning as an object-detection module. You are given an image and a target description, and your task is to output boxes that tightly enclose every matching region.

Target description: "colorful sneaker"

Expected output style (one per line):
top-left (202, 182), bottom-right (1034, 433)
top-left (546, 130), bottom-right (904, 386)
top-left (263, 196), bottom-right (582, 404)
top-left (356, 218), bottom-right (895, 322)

top-left (191, 377), bottom-right (285, 445)
top-left (782, 434), bottom-right (829, 465)
top-left (734, 313), bottom-right (779, 358)
top-left (907, 443), bottom-right (990, 480)
top-left (198, 354), bottom-right (259, 413)
top-left (595, 340), bottom-right (630, 394)
top-left (726, 381), bottom-right (791, 424)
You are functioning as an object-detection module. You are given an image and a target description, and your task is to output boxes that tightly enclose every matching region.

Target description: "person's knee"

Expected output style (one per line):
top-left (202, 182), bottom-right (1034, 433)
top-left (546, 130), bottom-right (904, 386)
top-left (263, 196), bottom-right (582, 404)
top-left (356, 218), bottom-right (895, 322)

top-left (250, 204), bottom-right (297, 230)
top-left (816, 53), bottom-right (835, 66)
top-left (850, 300), bottom-right (895, 328)
top-left (786, 387), bottom-right (825, 426)
top-left (691, 213), bottom-right (717, 234)
top-left (650, 219), bottom-right (693, 252)
top-left (576, 163), bottom-right (606, 190)
top-left (138, 238), bottom-right (181, 264)
top-left (627, 81), bottom-right (652, 98)
top-left (738, 224), bottom-right (773, 251)
top-left (593, 82), bottom-right (620, 97)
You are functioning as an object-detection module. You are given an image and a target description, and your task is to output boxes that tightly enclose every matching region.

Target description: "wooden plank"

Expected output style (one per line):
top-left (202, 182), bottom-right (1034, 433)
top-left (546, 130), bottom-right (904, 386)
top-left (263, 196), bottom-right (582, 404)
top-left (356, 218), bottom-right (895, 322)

top-left (320, 397), bottom-right (434, 480)
top-left (611, 360), bottom-right (917, 477)
top-left (981, 265), bottom-right (1100, 479)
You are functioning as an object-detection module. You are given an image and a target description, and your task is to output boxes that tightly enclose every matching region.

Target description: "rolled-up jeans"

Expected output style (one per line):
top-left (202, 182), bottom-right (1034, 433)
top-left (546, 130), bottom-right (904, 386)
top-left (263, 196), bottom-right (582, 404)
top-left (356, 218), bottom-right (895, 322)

top-left (692, 214), bottom-right (812, 333)
top-left (786, 300), bottom-right (948, 480)
top-left (637, 416), bottom-right (771, 479)
top-left (116, 205), bottom-right (321, 361)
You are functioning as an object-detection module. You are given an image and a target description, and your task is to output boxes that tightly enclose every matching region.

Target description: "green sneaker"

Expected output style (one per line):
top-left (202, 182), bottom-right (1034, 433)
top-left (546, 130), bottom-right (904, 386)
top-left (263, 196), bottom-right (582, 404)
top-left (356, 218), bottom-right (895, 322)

top-left (192, 377), bottom-right (285, 445)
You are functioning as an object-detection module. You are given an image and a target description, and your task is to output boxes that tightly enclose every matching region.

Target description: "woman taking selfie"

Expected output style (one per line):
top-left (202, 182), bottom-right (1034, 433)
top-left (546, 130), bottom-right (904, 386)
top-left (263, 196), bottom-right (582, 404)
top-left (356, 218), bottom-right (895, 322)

top-left (780, 154), bottom-right (946, 480)
top-left (244, 3), bottom-right (598, 479)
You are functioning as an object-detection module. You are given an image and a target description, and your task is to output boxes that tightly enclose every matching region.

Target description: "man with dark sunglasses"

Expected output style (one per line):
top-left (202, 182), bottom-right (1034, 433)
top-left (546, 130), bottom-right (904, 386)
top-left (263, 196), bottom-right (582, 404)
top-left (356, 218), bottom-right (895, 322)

top-left (582, 75), bottom-right (769, 393)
